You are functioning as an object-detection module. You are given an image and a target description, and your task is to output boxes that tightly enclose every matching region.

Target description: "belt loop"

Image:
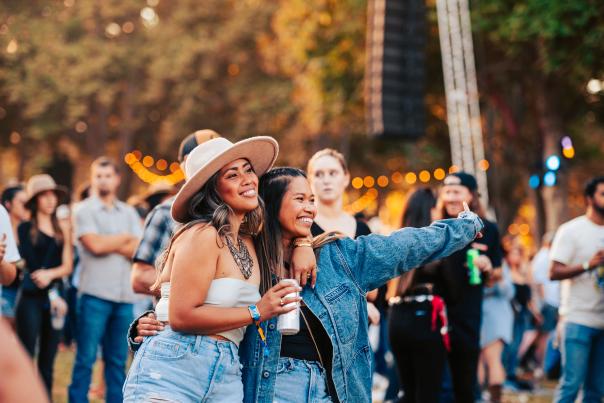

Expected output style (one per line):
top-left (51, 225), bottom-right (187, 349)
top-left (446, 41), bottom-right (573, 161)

top-left (194, 335), bottom-right (203, 353)
top-left (229, 341), bottom-right (237, 359)
top-left (307, 360), bottom-right (315, 402)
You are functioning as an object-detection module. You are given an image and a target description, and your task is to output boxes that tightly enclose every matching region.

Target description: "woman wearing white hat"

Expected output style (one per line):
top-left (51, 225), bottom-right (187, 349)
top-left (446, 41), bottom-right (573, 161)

top-left (123, 136), bottom-right (304, 402)
top-left (14, 173), bottom-right (72, 397)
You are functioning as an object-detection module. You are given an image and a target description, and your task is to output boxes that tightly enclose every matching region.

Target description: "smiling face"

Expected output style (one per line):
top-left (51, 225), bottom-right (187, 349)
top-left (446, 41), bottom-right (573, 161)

top-left (278, 176), bottom-right (317, 239)
top-left (215, 158), bottom-right (259, 215)
top-left (309, 154), bottom-right (350, 204)
top-left (441, 184), bottom-right (473, 217)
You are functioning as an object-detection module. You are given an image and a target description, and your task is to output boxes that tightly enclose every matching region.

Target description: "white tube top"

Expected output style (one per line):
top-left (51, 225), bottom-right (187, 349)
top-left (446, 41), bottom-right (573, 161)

top-left (204, 277), bottom-right (261, 346)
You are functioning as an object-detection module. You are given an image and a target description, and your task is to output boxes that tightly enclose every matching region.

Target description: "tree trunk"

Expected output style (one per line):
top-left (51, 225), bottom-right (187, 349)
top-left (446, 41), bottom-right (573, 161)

top-left (535, 77), bottom-right (568, 233)
top-left (118, 80), bottom-right (136, 200)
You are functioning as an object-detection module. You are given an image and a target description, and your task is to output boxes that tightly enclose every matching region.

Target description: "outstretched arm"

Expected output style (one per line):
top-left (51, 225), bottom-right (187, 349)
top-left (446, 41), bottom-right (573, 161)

top-left (339, 209), bottom-right (483, 292)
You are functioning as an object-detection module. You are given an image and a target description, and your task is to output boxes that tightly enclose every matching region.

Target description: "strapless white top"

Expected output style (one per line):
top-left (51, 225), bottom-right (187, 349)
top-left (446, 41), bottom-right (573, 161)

top-left (204, 278), bottom-right (261, 346)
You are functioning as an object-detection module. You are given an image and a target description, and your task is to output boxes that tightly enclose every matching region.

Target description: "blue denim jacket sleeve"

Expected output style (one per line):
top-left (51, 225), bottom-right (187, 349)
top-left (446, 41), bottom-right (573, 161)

top-left (337, 211), bottom-right (483, 292)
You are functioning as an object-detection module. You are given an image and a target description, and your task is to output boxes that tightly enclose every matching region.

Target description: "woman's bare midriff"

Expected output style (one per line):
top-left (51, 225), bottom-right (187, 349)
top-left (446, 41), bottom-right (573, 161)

top-left (208, 334), bottom-right (231, 342)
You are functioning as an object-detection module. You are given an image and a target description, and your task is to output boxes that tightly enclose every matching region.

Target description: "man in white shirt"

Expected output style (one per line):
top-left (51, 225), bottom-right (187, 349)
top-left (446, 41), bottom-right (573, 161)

top-left (0, 204), bottom-right (20, 290)
top-left (550, 176), bottom-right (604, 403)
top-left (531, 232), bottom-right (559, 372)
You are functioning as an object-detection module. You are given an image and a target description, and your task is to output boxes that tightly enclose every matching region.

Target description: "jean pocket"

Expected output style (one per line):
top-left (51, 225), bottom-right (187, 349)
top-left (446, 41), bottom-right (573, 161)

top-left (145, 339), bottom-right (188, 361)
top-left (563, 322), bottom-right (588, 342)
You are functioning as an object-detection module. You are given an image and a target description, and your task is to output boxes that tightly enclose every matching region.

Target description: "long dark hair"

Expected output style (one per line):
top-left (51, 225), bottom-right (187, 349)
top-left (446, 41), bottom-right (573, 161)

top-left (401, 187), bottom-right (437, 228)
top-left (1, 185), bottom-right (24, 210)
top-left (256, 167), bottom-right (307, 294)
top-left (151, 167), bottom-right (264, 291)
top-left (397, 187), bottom-right (436, 295)
top-left (28, 193), bottom-right (64, 245)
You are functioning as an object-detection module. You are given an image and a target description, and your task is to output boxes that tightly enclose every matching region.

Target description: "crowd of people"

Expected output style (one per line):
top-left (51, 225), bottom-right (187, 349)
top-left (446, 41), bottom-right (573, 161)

top-left (0, 129), bottom-right (602, 403)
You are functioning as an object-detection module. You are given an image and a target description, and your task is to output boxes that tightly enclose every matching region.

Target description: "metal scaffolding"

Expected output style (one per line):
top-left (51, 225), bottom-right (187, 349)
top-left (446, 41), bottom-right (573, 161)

top-left (436, 0), bottom-right (489, 207)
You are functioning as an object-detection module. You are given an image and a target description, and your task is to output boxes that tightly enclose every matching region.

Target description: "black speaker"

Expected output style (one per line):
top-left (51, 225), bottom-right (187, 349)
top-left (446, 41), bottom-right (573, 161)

top-left (366, 0), bottom-right (426, 140)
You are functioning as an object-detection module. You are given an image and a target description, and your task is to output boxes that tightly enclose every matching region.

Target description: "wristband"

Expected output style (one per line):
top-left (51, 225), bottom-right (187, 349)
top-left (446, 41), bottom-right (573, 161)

top-left (248, 305), bottom-right (269, 356)
top-left (583, 261), bottom-right (590, 271)
top-left (248, 304), bottom-right (261, 323)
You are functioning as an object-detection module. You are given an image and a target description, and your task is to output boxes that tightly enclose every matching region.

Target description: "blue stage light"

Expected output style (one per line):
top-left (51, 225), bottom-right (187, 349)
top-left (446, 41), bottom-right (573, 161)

top-left (529, 175), bottom-right (540, 189)
top-left (543, 171), bottom-right (557, 187)
top-left (545, 155), bottom-right (561, 171)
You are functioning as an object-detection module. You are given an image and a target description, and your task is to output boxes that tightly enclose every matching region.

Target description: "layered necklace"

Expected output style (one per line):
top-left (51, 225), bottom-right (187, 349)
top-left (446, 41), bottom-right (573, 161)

top-left (225, 235), bottom-right (254, 279)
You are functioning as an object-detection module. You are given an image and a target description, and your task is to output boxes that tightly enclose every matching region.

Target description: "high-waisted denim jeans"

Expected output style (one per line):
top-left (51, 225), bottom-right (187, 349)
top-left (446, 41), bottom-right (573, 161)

top-left (123, 326), bottom-right (243, 403)
top-left (273, 357), bottom-right (332, 402)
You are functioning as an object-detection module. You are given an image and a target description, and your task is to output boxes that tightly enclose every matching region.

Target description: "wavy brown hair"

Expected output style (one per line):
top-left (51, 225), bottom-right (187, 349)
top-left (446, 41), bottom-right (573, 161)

top-left (151, 167), bottom-right (264, 291)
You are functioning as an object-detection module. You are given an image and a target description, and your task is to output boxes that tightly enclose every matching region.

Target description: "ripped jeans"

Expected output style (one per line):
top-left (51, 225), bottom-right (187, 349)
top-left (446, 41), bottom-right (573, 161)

top-left (123, 326), bottom-right (243, 402)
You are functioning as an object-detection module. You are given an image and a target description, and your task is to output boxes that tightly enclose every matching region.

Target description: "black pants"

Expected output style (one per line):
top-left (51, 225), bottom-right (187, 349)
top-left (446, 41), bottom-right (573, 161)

top-left (447, 338), bottom-right (480, 403)
top-left (389, 301), bottom-right (447, 403)
top-left (15, 292), bottom-right (61, 396)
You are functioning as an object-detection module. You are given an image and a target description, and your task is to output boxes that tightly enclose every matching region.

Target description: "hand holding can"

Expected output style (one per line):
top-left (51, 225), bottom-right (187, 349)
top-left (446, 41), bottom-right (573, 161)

top-left (277, 278), bottom-right (300, 335)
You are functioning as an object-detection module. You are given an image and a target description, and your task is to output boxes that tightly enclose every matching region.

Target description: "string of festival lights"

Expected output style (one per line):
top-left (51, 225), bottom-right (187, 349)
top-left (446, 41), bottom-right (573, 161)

top-left (124, 151), bottom-right (184, 185)
top-left (124, 149), bottom-right (493, 213)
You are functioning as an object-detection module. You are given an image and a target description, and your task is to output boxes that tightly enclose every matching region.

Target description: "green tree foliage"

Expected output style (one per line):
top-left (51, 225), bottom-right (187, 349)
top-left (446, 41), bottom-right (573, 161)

top-left (471, 0), bottom-right (604, 231)
top-left (0, 0), bottom-right (602, 232)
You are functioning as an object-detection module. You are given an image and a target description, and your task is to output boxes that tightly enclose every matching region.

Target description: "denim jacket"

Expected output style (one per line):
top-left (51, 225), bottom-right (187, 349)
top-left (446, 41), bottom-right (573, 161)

top-left (239, 212), bottom-right (483, 402)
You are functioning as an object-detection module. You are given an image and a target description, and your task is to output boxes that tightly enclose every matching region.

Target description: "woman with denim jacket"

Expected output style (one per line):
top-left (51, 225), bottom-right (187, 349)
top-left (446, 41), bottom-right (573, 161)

top-left (132, 167), bottom-right (483, 402)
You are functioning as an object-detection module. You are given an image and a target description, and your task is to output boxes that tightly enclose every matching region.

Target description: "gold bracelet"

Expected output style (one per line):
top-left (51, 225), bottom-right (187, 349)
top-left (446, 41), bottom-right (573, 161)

top-left (293, 238), bottom-right (313, 248)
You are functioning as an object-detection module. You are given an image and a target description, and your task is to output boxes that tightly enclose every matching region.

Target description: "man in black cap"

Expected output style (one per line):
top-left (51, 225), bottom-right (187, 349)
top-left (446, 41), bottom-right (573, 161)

top-left (130, 130), bottom-right (220, 294)
top-left (437, 172), bottom-right (503, 403)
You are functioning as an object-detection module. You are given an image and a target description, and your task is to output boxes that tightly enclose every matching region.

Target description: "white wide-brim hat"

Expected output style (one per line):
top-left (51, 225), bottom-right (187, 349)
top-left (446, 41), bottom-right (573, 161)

top-left (171, 136), bottom-right (279, 223)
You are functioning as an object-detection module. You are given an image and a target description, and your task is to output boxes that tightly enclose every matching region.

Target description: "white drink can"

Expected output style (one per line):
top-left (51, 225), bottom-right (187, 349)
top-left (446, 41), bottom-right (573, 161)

top-left (155, 282), bottom-right (170, 322)
top-left (277, 278), bottom-right (300, 335)
top-left (56, 204), bottom-right (71, 220)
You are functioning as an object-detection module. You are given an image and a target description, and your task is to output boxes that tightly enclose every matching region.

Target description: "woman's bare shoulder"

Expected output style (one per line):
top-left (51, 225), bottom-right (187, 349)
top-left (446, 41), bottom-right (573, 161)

top-left (174, 223), bottom-right (221, 250)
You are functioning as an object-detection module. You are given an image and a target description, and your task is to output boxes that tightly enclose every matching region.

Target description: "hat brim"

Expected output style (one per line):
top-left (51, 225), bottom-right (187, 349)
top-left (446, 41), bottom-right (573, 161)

top-left (25, 186), bottom-right (69, 210)
top-left (171, 136), bottom-right (278, 223)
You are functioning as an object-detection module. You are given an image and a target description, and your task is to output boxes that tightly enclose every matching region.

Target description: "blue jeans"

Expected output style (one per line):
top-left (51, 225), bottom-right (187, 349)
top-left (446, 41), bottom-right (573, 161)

top-left (68, 294), bottom-right (133, 403)
top-left (274, 357), bottom-right (332, 402)
top-left (554, 322), bottom-right (604, 403)
top-left (504, 306), bottom-right (531, 378)
top-left (1, 286), bottom-right (17, 317)
top-left (123, 327), bottom-right (243, 402)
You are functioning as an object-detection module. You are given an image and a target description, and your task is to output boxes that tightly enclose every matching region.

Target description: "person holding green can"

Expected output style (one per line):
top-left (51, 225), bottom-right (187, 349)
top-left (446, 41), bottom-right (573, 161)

top-left (435, 172), bottom-right (502, 403)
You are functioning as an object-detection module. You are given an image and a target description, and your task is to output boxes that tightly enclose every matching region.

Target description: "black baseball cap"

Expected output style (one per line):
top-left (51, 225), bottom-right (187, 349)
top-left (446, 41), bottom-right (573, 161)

top-left (177, 129), bottom-right (221, 163)
top-left (443, 171), bottom-right (478, 192)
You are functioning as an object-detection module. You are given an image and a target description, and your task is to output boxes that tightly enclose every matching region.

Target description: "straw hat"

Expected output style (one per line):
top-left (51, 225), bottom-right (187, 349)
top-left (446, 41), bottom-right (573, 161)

top-left (24, 174), bottom-right (69, 209)
top-left (171, 136), bottom-right (278, 223)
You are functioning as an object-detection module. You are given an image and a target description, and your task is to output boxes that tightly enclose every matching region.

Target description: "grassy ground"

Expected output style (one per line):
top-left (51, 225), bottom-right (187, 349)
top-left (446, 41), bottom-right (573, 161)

top-left (53, 347), bottom-right (103, 403)
top-left (52, 348), bottom-right (555, 403)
